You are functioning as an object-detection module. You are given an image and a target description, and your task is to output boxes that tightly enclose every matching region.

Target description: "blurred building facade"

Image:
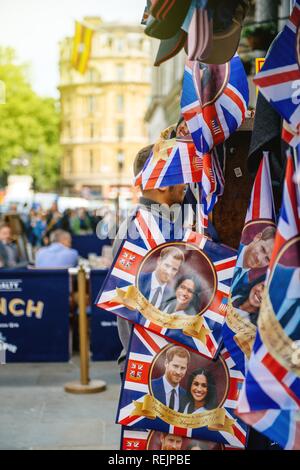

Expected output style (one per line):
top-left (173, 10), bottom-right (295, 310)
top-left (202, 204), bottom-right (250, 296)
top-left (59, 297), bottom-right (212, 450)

top-left (144, 44), bottom-right (186, 143)
top-left (59, 17), bottom-right (151, 200)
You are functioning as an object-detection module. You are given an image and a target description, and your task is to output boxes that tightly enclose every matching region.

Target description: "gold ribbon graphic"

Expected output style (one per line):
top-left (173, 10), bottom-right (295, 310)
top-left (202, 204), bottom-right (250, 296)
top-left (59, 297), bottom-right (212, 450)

top-left (113, 286), bottom-right (211, 343)
top-left (225, 299), bottom-right (257, 359)
top-left (130, 395), bottom-right (235, 434)
top-left (258, 293), bottom-right (300, 377)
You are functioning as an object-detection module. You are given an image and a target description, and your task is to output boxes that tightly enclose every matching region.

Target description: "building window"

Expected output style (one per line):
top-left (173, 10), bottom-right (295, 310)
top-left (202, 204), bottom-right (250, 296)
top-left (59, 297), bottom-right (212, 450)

top-left (117, 121), bottom-right (124, 140)
top-left (89, 150), bottom-right (94, 172)
top-left (116, 94), bottom-right (124, 112)
top-left (66, 121), bottom-right (72, 138)
top-left (116, 38), bottom-right (124, 52)
top-left (117, 150), bottom-right (125, 170)
top-left (116, 64), bottom-right (124, 81)
top-left (88, 96), bottom-right (95, 114)
top-left (88, 69), bottom-right (94, 82)
top-left (66, 151), bottom-right (73, 174)
top-left (90, 123), bottom-right (94, 139)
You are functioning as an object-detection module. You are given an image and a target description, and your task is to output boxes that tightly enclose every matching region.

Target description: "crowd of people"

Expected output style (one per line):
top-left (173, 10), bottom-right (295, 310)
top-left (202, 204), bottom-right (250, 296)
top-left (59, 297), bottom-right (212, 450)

top-left (0, 202), bottom-right (109, 270)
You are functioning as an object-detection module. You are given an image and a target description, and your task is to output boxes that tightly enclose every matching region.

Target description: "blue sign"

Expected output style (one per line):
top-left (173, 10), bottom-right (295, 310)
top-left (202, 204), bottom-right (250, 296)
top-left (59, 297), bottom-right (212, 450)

top-left (90, 269), bottom-right (122, 361)
top-left (0, 269), bottom-right (70, 362)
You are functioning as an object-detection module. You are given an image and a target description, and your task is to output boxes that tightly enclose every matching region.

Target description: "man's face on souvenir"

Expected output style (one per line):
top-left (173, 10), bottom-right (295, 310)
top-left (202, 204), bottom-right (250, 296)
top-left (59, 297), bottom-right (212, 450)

top-left (156, 254), bottom-right (182, 284)
top-left (160, 433), bottom-right (183, 450)
top-left (244, 233), bottom-right (274, 269)
top-left (165, 354), bottom-right (188, 387)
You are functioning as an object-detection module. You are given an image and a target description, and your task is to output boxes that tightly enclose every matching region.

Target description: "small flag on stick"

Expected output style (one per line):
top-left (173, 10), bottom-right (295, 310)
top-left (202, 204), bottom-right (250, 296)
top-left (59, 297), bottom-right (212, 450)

top-left (71, 21), bottom-right (94, 75)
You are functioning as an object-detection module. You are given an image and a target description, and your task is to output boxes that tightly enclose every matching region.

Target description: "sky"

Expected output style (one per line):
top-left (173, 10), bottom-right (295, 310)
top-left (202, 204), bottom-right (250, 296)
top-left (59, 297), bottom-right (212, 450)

top-left (0, 0), bottom-right (145, 97)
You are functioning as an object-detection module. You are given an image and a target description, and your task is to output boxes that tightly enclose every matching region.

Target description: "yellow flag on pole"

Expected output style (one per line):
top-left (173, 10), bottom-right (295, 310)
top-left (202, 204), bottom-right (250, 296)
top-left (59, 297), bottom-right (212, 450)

top-left (71, 21), bottom-right (94, 74)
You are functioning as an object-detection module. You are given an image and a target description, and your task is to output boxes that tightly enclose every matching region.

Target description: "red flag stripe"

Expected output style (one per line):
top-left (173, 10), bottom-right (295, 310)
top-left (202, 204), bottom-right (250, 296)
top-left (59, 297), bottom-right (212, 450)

top-left (289, 3), bottom-right (300, 26)
top-left (98, 301), bottom-right (122, 309)
top-left (135, 211), bottom-right (157, 250)
top-left (135, 325), bottom-right (162, 354)
top-left (119, 415), bottom-right (142, 426)
top-left (254, 69), bottom-right (300, 88)
top-left (202, 103), bottom-right (226, 146)
top-left (233, 424), bottom-right (247, 445)
top-left (214, 259), bottom-right (237, 272)
top-left (172, 426), bottom-right (188, 437)
top-left (223, 88), bottom-right (246, 118)
top-left (227, 378), bottom-right (243, 401)
top-left (205, 334), bottom-right (217, 356)
top-left (122, 438), bottom-right (147, 450)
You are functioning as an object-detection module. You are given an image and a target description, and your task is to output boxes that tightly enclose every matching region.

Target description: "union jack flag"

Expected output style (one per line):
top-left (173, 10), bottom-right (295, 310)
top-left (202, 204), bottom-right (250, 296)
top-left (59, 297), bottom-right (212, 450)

top-left (121, 427), bottom-right (242, 451)
top-left (253, 0), bottom-right (300, 134)
top-left (223, 152), bottom-right (276, 375)
top-left (117, 325), bottom-right (247, 447)
top-left (236, 152), bottom-right (300, 450)
top-left (180, 54), bottom-right (249, 155)
top-left (96, 207), bottom-right (237, 359)
top-left (282, 120), bottom-right (300, 187)
top-left (201, 147), bottom-right (225, 216)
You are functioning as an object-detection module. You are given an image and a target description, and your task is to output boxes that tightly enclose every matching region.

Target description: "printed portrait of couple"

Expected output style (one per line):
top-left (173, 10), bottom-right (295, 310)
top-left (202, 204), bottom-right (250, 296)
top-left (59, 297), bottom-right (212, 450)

top-left (149, 344), bottom-right (229, 415)
top-left (230, 221), bottom-right (277, 326)
top-left (147, 431), bottom-right (223, 451)
top-left (137, 242), bottom-right (216, 317)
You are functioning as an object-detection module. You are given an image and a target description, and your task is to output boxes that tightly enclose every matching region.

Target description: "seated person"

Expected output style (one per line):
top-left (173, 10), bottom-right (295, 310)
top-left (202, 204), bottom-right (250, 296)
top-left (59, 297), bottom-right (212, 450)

top-left (35, 229), bottom-right (78, 268)
top-left (163, 274), bottom-right (200, 316)
top-left (0, 223), bottom-right (28, 268)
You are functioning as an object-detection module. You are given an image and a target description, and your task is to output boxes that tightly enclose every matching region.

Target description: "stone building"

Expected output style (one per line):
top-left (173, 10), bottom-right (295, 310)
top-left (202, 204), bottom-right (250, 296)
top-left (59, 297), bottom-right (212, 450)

top-left (59, 17), bottom-right (151, 200)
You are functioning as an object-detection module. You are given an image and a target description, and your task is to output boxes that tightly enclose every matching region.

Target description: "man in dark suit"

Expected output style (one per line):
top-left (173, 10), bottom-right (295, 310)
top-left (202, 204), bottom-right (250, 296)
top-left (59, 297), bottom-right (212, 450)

top-left (151, 345), bottom-right (190, 412)
top-left (269, 264), bottom-right (300, 341)
top-left (138, 246), bottom-right (184, 309)
top-left (231, 225), bottom-right (276, 295)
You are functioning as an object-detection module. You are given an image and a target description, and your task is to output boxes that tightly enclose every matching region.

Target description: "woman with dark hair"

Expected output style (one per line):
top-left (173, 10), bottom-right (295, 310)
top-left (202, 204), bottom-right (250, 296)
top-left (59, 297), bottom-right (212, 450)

top-left (163, 274), bottom-right (201, 316)
top-left (184, 368), bottom-right (217, 414)
top-left (232, 274), bottom-right (266, 326)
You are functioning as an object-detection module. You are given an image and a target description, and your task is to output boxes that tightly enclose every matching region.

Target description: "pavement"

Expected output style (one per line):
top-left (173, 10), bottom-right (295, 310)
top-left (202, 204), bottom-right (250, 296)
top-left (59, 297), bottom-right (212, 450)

top-left (0, 357), bottom-right (122, 450)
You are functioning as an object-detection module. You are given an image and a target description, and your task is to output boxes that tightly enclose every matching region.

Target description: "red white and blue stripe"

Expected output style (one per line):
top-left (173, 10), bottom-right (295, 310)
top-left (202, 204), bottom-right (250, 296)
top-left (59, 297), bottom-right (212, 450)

top-left (245, 152), bottom-right (276, 224)
top-left (117, 325), bottom-right (247, 448)
top-left (253, 0), bottom-right (300, 134)
top-left (134, 139), bottom-right (202, 190)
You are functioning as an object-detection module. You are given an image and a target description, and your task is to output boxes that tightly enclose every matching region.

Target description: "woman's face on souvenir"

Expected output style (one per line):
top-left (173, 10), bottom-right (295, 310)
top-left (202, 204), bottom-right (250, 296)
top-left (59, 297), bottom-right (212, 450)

top-left (191, 374), bottom-right (208, 405)
top-left (176, 279), bottom-right (195, 308)
top-left (249, 282), bottom-right (265, 309)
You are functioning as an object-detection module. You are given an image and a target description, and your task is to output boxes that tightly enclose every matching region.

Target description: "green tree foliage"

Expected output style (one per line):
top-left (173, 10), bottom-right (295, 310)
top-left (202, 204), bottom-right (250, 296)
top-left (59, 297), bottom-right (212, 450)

top-left (0, 47), bottom-right (61, 191)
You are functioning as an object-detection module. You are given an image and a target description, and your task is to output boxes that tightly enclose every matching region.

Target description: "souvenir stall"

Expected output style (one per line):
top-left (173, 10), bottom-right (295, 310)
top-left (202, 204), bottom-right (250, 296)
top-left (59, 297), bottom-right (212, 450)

top-left (95, 0), bottom-right (300, 451)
